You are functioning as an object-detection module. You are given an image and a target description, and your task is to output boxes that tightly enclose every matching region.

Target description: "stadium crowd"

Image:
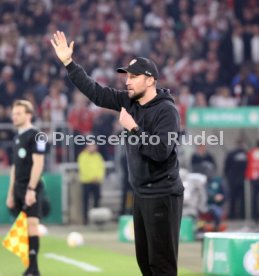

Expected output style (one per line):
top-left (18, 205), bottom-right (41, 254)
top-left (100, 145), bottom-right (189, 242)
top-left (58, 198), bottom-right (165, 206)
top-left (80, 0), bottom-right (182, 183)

top-left (0, 0), bottom-right (259, 165)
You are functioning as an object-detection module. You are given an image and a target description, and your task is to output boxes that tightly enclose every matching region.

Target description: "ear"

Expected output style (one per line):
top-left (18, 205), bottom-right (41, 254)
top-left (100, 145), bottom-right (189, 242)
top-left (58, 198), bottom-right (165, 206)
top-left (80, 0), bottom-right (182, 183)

top-left (27, 113), bottom-right (33, 121)
top-left (146, 76), bottom-right (155, 87)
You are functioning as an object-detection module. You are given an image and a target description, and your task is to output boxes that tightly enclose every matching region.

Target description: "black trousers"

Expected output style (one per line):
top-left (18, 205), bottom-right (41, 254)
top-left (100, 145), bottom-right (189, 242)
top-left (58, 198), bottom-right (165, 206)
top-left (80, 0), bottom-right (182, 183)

top-left (13, 184), bottom-right (43, 218)
top-left (81, 183), bottom-right (101, 224)
top-left (133, 194), bottom-right (183, 276)
top-left (251, 179), bottom-right (259, 222)
top-left (228, 179), bottom-right (245, 219)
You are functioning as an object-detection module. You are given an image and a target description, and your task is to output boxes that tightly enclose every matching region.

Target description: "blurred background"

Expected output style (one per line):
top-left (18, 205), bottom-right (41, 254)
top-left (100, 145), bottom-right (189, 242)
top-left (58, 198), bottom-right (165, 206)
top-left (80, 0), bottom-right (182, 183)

top-left (1, 0), bottom-right (259, 275)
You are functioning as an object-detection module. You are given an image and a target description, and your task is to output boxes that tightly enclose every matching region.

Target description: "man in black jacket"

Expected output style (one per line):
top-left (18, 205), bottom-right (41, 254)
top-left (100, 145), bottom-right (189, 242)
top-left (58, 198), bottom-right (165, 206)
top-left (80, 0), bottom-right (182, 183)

top-left (224, 139), bottom-right (247, 219)
top-left (51, 31), bottom-right (184, 276)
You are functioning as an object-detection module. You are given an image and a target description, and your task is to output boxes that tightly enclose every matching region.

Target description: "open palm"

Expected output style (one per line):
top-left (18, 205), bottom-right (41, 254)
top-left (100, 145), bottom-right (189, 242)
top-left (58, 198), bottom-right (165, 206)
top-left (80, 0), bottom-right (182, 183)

top-left (51, 31), bottom-right (74, 65)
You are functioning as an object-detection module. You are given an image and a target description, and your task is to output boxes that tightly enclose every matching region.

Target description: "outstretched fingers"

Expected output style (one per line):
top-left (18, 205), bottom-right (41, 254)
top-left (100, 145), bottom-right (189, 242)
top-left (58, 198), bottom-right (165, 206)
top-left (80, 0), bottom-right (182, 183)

top-left (56, 31), bottom-right (68, 46)
top-left (51, 31), bottom-right (66, 47)
top-left (53, 33), bottom-right (60, 45)
top-left (69, 41), bottom-right (74, 50)
top-left (56, 31), bottom-right (63, 43)
top-left (50, 39), bottom-right (57, 49)
top-left (60, 31), bottom-right (67, 44)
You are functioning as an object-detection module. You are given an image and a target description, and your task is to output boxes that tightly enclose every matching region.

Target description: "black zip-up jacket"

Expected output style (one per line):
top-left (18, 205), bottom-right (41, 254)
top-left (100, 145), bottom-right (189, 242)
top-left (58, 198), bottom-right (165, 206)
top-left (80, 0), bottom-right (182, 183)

top-left (66, 62), bottom-right (184, 198)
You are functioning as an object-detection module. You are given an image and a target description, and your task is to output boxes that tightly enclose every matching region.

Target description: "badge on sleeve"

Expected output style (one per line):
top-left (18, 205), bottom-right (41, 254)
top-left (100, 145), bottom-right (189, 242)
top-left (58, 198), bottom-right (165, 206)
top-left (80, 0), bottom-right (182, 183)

top-left (36, 141), bottom-right (46, 152)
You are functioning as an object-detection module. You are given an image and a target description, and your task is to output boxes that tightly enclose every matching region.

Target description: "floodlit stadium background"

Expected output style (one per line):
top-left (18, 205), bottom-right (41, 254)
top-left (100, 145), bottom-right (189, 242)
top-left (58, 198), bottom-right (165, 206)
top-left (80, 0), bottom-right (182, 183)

top-left (0, 0), bottom-right (259, 275)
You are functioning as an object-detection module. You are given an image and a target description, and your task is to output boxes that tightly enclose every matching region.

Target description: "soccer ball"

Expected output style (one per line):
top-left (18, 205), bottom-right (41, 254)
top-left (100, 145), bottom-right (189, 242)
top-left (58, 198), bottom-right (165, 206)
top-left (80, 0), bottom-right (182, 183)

top-left (67, 232), bottom-right (84, 247)
top-left (38, 224), bottom-right (48, 236)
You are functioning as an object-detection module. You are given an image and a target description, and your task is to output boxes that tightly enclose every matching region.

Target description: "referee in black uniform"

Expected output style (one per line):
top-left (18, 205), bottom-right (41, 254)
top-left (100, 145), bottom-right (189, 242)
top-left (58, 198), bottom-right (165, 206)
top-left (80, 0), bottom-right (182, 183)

top-left (6, 100), bottom-right (46, 276)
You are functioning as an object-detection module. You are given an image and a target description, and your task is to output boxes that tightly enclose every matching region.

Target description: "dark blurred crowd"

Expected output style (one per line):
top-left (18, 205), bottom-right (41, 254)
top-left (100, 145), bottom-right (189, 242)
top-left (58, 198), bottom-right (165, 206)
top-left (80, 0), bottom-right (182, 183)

top-left (0, 0), bottom-right (259, 166)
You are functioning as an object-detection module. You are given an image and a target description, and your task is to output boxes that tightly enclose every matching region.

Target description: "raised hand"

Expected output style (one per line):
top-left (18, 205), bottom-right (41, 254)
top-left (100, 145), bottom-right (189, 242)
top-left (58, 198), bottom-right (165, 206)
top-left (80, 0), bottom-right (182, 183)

top-left (50, 31), bottom-right (74, 66)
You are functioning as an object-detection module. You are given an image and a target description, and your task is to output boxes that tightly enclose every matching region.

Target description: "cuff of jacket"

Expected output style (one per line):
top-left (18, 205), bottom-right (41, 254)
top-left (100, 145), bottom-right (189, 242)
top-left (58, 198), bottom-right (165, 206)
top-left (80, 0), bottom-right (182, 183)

top-left (66, 61), bottom-right (76, 71)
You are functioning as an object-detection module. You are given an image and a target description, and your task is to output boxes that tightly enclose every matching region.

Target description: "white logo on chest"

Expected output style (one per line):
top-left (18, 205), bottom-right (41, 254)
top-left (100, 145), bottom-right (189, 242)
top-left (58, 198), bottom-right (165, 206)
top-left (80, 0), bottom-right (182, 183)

top-left (18, 148), bottom-right (27, 158)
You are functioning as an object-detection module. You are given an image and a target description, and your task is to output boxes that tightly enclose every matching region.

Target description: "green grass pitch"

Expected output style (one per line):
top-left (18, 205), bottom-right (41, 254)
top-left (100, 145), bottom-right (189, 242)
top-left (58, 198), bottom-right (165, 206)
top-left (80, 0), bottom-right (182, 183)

top-left (1, 236), bottom-right (202, 276)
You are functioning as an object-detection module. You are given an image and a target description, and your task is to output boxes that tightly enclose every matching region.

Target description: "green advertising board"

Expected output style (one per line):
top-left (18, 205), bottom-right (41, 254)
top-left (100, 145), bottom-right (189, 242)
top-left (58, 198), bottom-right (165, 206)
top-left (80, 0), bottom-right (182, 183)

top-left (118, 215), bottom-right (195, 243)
top-left (0, 175), bottom-right (12, 223)
top-left (203, 232), bottom-right (259, 276)
top-left (187, 107), bottom-right (259, 128)
top-left (180, 216), bottom-right (195, 242)
top-left (0, 173), bottom-right (62, 224)
top-left (118, 215), bottom-right (134, 242)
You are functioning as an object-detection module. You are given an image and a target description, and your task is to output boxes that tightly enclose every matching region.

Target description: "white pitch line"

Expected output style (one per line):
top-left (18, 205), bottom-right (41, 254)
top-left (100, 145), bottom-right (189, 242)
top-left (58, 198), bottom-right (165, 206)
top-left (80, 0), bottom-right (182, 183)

top-left (45, 253), bottom-right (102, 272)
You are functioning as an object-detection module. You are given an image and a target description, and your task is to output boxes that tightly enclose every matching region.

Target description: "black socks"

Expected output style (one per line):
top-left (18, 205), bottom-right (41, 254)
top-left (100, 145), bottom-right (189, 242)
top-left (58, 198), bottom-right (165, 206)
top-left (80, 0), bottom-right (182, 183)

top-left (28, 236), bottom-right (40, 273)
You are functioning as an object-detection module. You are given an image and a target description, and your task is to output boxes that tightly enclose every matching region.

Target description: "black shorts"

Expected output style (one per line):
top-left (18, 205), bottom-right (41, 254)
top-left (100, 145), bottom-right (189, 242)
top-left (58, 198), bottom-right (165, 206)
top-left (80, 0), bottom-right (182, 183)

top-left (13, 186), bottom-right (43, 219)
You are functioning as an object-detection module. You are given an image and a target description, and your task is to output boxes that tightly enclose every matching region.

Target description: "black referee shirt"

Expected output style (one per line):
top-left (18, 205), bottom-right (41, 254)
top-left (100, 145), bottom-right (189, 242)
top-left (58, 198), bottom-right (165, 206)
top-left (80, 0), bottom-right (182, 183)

top-left (13, 127), bottom-right (46, 191)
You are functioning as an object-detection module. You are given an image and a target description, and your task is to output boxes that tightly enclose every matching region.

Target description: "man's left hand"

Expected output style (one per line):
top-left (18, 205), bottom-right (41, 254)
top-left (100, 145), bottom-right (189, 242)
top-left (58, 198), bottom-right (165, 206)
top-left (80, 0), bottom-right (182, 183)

top-left (119, 108), bottom-right (138, 131)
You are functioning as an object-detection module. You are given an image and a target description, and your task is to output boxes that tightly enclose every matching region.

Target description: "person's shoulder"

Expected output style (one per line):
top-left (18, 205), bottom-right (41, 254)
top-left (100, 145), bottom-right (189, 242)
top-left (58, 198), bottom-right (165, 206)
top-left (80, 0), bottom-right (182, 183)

top-left (96, 152), bottom-right (105, 160)
top-left (24, 127), bottom-right (41, 139)
top-left (18, 127), bottom-right (36, 139)
top-left (28, 126), bottom-right (41, 134)
top-left (156, 91), bottom-right (177, 108)
top-left (78, 150), bottom-right (86, 158)
top-left (165, 99), bottom-right (178, 109)
top-left (158, 99), bottom-right (179, 116)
